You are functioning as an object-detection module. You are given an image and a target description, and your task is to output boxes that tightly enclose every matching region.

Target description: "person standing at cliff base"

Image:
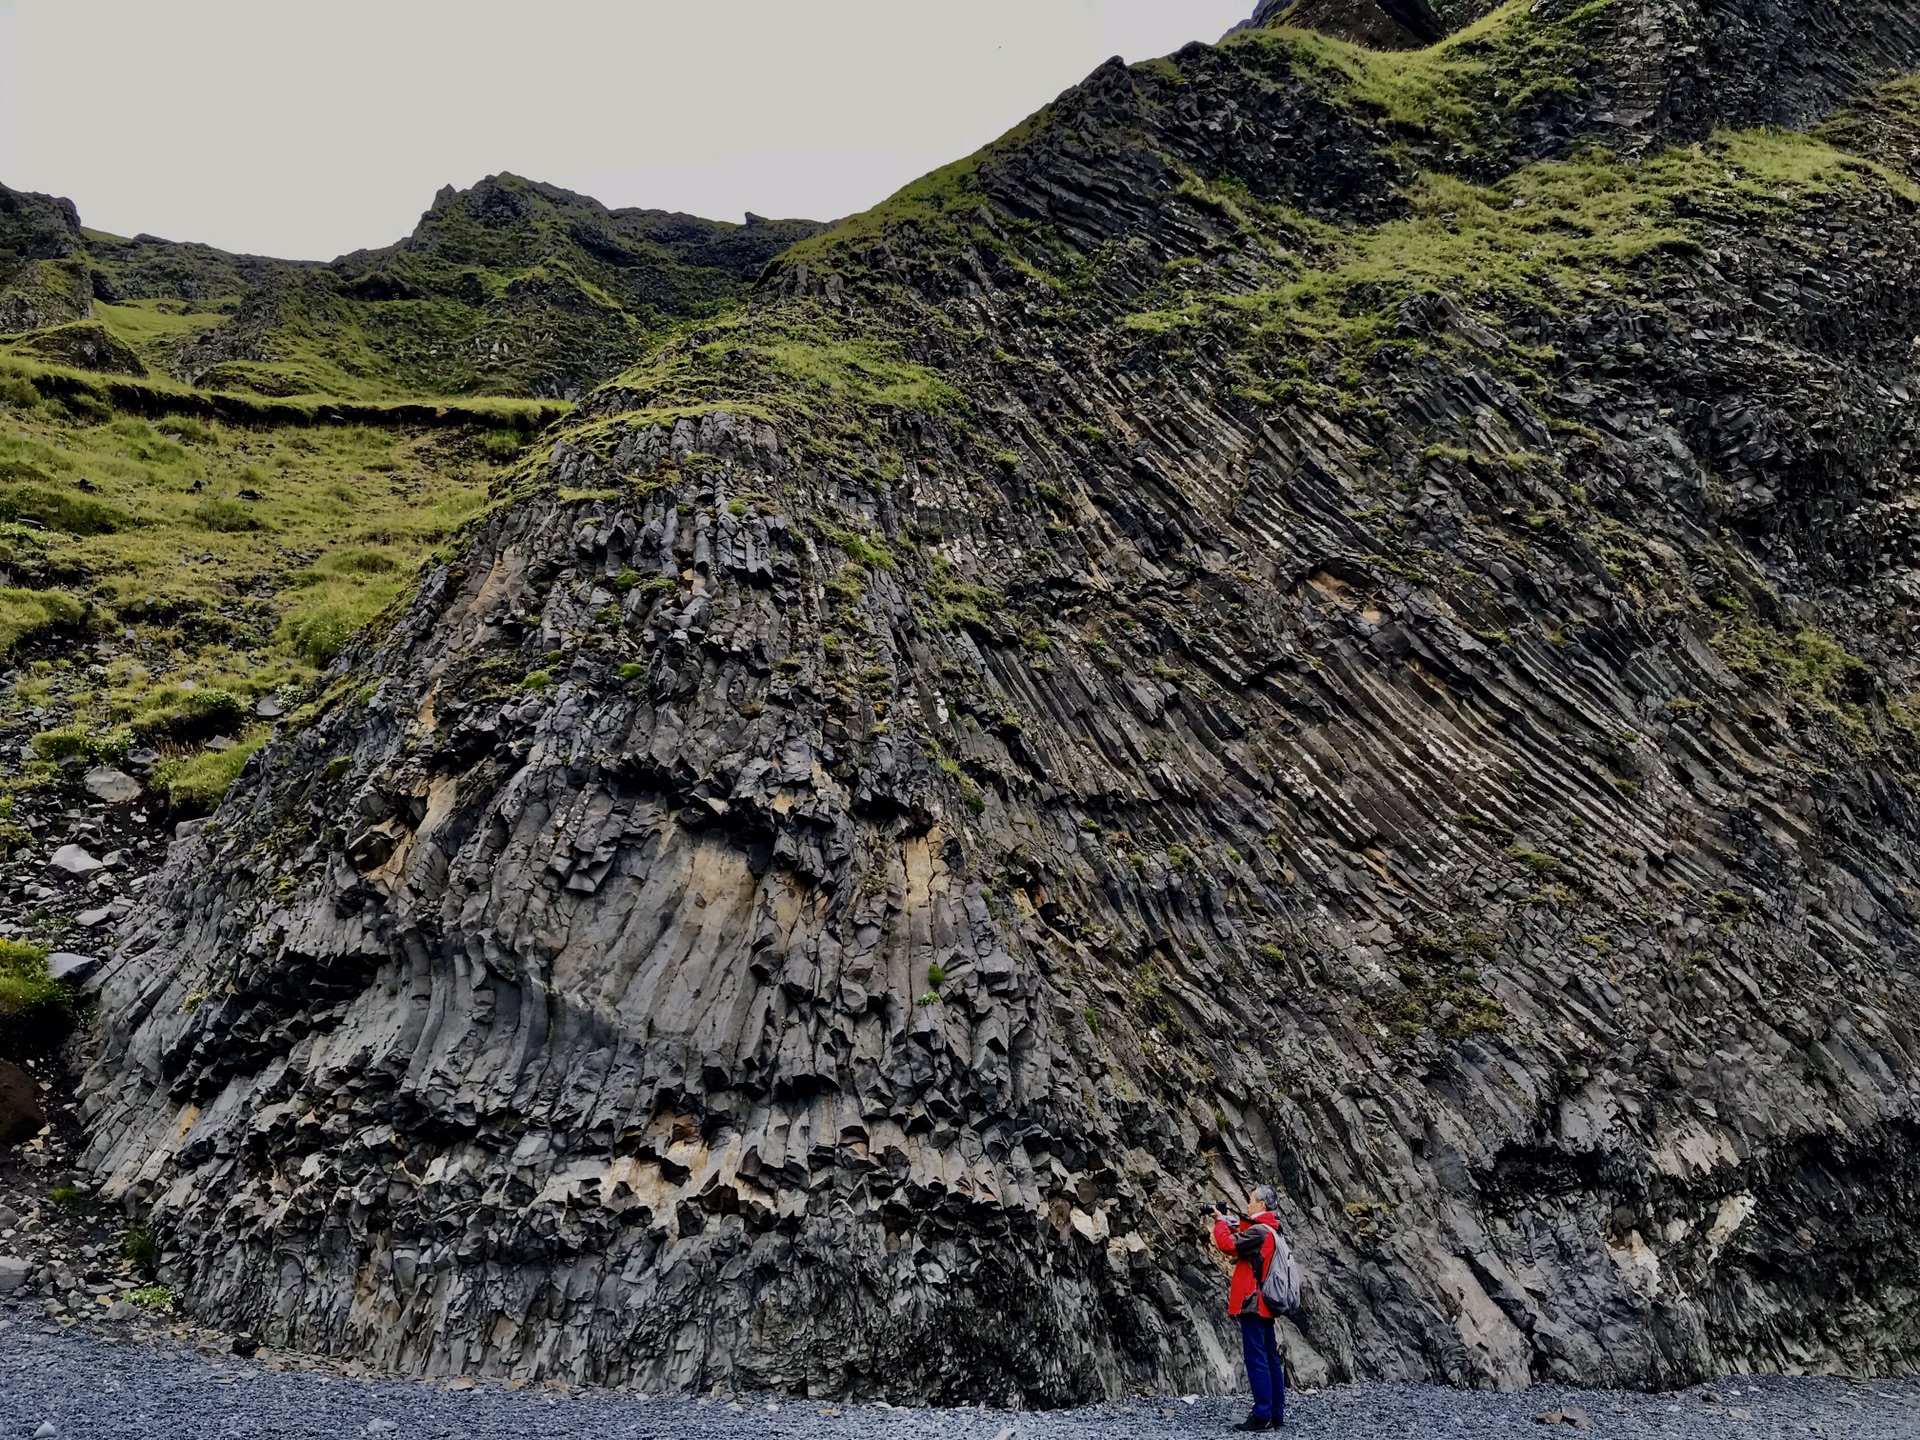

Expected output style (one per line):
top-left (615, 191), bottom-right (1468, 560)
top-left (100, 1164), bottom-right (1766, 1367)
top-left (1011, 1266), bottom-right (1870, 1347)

top-left (1212, 1185), bottom-right (1294, 1432)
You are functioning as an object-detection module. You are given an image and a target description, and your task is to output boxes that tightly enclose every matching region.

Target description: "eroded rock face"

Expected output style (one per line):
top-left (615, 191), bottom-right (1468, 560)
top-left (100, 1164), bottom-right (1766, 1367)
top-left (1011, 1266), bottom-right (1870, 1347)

top-left (0, 1063), bottom-right (45, 1147)
top-left (78, 0), bottom-right (1920, 1406)
top-left (0, 184), bottom-right (92, 334)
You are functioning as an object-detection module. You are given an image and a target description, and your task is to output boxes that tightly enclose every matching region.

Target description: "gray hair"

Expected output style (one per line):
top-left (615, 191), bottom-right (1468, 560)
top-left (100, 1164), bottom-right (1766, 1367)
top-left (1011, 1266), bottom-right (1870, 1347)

top-left (1250, 1185), bottom-right (1279, 1211)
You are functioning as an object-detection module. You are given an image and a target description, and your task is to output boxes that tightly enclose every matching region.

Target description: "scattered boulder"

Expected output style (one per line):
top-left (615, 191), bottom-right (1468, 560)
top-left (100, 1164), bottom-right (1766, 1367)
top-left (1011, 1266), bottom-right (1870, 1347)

top-left (0, 1256), bottom-right (31, 1292)
top-left (0, 1061), bottom-right (45, 1145)
top-left (1534, 1410), bottom-right (1594, 1431)
top-left (46, 952), bottom-right (100, 985)
top-left (231, 1334), bottom-right (259, 1357)
top-left (47, 844), bottom-right (102, 877)
top-left (82, 767), bottom-right (141, 805)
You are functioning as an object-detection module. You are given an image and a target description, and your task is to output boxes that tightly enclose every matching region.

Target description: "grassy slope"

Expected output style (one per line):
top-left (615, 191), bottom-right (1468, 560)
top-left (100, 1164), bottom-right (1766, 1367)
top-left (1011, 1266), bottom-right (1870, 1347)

top-left (0, 173), bottom-right (817, 820)
top-left (0, 359), bottom-right (519, 814)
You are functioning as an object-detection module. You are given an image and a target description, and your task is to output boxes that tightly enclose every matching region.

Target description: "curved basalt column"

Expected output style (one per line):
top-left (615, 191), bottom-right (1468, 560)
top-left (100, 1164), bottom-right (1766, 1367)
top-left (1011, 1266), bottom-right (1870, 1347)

top-left (79, 0), bottom-right (1920, 1403)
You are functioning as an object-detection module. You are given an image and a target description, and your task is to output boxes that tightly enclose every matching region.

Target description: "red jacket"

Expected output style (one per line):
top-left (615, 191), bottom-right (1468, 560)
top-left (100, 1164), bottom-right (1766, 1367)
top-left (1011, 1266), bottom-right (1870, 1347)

top-left (1213, 1210), bottom-right (1281, 1318)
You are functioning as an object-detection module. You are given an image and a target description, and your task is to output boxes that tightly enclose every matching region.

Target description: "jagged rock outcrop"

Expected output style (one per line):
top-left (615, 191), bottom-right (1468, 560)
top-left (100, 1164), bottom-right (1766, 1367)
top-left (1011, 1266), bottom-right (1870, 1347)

top-left (76, 0), bottom-right (1920, 1406)
top-left (0, 175), bottom-right (823, 399)
top-left (0, 185), bottom-right (92, 333)
top-left (1256, 0), bottom-right (1441, 49)
top-left (168, 176), bottom-right (824, 399)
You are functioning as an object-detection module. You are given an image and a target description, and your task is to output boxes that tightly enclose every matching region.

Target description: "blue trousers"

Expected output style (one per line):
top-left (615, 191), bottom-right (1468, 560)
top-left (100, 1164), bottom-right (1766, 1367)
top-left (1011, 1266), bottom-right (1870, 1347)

top-left (1240, 1314), bottom-right (1287, 1425)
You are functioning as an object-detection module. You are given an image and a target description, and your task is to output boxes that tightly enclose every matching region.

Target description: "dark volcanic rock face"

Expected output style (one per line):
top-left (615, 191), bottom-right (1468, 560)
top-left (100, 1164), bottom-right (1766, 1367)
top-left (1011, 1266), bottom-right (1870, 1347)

top-left (76, 0), bottom-right (1920, 1407)
top-left (0, 185), bottom-right (92, 333)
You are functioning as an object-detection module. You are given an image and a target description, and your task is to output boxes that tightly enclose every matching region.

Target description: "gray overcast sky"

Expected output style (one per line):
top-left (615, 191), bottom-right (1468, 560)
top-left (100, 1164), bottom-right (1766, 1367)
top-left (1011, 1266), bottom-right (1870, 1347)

top-left (0, 0), bottom-right (1255, 261)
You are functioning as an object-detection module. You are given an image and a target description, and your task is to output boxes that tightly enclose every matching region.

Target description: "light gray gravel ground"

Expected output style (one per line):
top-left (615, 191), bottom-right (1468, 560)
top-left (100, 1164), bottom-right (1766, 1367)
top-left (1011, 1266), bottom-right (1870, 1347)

top-left (1, 1314), bottom-right (1916, 1440)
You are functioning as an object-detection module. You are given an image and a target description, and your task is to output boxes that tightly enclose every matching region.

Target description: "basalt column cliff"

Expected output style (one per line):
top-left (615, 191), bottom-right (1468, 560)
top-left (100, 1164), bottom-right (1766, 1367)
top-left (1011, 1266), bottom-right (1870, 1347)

top-left (75, 0), bottom-right (1920, 1405)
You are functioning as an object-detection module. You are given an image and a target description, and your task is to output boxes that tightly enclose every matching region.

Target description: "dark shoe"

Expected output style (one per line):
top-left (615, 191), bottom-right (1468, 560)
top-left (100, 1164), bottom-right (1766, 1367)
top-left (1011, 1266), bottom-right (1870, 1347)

top-left (1234, 1422), bottom-right (1274, 1433)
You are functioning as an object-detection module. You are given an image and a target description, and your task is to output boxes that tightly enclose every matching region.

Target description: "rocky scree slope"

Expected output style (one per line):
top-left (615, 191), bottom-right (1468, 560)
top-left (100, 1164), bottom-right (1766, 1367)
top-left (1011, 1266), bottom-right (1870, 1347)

top-left (0, 175), bottom-right (822, 401)
top-left (74, 0), bottom-right (1920, 1409)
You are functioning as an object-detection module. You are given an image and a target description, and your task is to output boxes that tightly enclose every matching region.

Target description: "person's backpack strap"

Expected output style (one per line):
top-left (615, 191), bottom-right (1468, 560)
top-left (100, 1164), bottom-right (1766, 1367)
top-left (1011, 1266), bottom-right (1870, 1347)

top-left (1232, 1223), bottom-right (1269, 1269)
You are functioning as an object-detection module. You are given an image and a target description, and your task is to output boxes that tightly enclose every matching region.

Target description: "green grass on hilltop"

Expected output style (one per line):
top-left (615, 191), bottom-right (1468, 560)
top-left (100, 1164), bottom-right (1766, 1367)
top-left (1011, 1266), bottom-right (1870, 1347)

top-left (1121, 125), bottom-right (1886, 407)
top-left (91, 299), bottom-right (229, 368)
top-left (27, 173), bottom-right (826, 404)
top-left (0, 354), bottom-right (569, 432)
top-left (612, 328), bottom-right (966, 424)
top-left (0, 363), bottom-right (523, 811)
top-left (1237, 0), bottom-right (1609, 157)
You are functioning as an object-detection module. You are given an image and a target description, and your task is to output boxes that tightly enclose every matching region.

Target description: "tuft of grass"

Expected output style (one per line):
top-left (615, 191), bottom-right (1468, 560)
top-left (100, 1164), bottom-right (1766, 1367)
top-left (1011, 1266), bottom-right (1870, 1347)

top-left (920, 557), bottom-right (998, 634)
top-left (0, 371), bottom-right (41, 409)
top-left (193, 497), bottom-right (268, 533)
top-left (123, 1224), bottom-right (160, 1272)
top-left (0, 484), bottom-right (134, 535)
top-left (0, 587), bottom-right (86, 662)
top-left (150, 728), bottom-right (269, 812)
top-left (131, 688), bottom-right (248, 744)
top-left (280, 594), bottom-right (382, 667)
top-left (1713, 618), bottom-right (1877, 746)
top-left (29, 723), bottom-right (128, 767)
top-left (819, 524), bottom-right (895, 572)
top-left (1505, 845), bottom-right (1563, 875)
top-left (0, 937), bottom-right (64, 1021)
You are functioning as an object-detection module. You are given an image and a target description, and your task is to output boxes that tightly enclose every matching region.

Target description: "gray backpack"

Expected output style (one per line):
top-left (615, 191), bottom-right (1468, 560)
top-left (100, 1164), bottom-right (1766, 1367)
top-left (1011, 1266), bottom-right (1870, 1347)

top-left (1252, 1224), bottom-right (1304, 1317)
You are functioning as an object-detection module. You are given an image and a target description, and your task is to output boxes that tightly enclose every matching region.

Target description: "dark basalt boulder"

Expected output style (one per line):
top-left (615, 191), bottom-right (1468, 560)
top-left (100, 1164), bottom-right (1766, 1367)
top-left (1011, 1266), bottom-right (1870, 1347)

top-left (74, 0), bottom-right (1920, 1407)
top-left (0, 1063), bottom-right (45, 1147)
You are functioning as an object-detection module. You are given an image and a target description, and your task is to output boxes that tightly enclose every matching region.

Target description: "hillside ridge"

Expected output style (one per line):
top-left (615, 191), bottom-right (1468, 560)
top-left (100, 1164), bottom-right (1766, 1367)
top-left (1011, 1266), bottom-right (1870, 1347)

top-left (0, 174), bottom-right (824, 401)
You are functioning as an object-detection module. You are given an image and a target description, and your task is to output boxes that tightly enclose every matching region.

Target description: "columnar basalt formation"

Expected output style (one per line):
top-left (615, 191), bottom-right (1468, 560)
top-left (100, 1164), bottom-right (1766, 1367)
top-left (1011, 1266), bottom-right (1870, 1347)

top-left (76, 0), bottom-right (1920, 1405)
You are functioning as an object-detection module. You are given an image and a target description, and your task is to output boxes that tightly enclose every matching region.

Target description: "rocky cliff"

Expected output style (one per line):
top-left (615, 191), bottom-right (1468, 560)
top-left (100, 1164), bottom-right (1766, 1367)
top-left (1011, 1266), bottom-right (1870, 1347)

top-left (0, 175), bottom-right (822, 400)
top-left (0, 187), bottom-right (92, 334)
top-left (73, 0), bottom-right (1920, 1406)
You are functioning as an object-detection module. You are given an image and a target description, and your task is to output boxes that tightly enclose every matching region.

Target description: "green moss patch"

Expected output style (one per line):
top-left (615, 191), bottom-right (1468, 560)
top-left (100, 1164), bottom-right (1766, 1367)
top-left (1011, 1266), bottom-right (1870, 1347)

top-left (151, 728), bottom-right (270, 813)
top-left (0, 936), bottom-right (72, 1056)
top-left (0, 586), bottom-right (85, 661)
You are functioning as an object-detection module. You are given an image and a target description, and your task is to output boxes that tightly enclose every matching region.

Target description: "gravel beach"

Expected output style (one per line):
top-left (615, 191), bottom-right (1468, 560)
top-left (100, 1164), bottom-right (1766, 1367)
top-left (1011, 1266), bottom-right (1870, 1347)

top-left (2, 1314), bottom-right (1915, 1440)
